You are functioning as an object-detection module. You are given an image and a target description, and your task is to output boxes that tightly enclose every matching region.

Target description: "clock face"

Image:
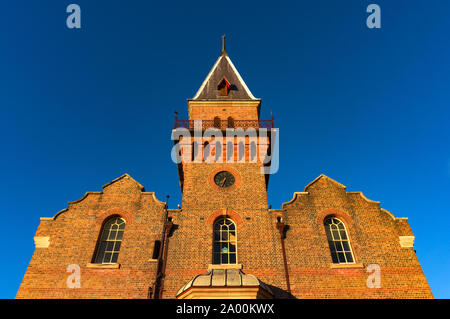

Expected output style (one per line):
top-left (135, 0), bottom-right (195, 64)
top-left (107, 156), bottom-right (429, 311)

top-left (214, 171), bottom-right (235, 188)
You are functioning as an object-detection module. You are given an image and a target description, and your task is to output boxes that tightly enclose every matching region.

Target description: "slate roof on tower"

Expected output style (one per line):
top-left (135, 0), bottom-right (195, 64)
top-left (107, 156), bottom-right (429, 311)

top-left (192, 38), bottom-right (258, 100)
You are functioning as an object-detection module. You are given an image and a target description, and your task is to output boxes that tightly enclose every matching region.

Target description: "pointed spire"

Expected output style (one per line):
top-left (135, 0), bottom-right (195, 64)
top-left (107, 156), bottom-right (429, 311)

top-left (192, 36), bottom-right (257, 100)
top-left (221, 35), bottom-right (227, 56)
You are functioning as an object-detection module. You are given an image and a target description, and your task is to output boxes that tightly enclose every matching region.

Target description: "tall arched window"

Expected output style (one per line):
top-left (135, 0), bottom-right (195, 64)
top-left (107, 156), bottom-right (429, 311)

top-left (213, 218), bottom-right (237, 265)
top-left (94, 216), bottom-right (126, 264)
top-left (324, 217), bottom-right (354, 264)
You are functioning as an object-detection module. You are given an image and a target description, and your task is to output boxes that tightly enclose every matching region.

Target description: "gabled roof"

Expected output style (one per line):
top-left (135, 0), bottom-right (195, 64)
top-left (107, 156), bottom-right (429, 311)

top-left (304, 174), bottom-right (346, 192)
top-left (192, 51), bottom-right (258, 100)
top-left (102, 173), bottom-right (145, 191)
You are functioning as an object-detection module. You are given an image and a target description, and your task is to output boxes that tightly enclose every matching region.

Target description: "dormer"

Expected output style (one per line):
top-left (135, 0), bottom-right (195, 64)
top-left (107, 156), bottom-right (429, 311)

top-left (218, 77), bottom-right (231, 96)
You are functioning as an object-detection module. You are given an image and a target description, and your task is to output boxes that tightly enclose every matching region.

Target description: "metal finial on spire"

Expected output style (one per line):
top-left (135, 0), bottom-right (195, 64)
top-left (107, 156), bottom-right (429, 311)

top-left (221, 35), bottom-right (227, 55)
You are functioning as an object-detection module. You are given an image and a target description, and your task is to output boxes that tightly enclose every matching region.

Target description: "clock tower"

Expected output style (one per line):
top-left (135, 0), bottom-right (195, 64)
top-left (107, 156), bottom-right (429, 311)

top-left (173, 37), bottom-right (274, 212)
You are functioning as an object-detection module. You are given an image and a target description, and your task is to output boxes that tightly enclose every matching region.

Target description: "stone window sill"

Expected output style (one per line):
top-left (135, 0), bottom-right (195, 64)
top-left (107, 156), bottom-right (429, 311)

top-left (330, 263), bottom-right (364, 269)
top-left (86, 263), bottom-right (120, 269)
top-left (208, 264), bottom-right (243, 270)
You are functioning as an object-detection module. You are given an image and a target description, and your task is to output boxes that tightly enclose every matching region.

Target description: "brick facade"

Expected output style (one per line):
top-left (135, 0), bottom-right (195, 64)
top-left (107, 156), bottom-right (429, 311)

top-left (16, 48), bottom-right (433, 299)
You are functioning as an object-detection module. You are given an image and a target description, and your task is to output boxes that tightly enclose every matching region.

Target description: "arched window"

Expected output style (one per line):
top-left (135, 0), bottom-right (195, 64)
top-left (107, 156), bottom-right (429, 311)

top-left (94, 216), bottom-right (126, 264)
top-left (324, 217), bottom-right (354, 264)
top-left (213, 218), bottom-right (237, 265)
top-left (214, 116), bottom-right (221, 129)
top-left (227, 116), bottom-right (234, 128)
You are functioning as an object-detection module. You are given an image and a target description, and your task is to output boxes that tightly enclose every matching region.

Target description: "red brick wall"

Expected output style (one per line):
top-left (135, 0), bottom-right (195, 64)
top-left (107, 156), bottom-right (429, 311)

top-left (17, 173), bottom-right (433, 299)
top-left (188, 101), bottom-right (260, 121)
top-left (16, 174), bottom-right (167, 299)
top-left (276, 175), bottom-right (433, 298)
top-left (16, 94), bottom-right (433, 299)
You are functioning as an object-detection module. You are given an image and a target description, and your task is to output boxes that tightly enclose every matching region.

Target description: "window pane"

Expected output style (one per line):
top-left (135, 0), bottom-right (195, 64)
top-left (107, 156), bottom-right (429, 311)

top-left (221, 243), bottom-right (229, 253)
top-left (345, 252), bottom-right (354, 263)
top-left (332, 230), bottom-right (340, 240)
top-left (328, 241), bottom-right (336, 252)
top-left (99, 241), bottom-right (107, 253)
top-left (221, 231), bottom-right (229, 241)
top-left (111, 253), bottom-right (119, 263)
top-left (106, 241), bottom-right (115, 251)
top-left (342, 241), bottom-right (350, 251)
top-left (331, 252), bottom-right (339, 264)
top-left (213, 253), bottom-right (220, 264)
top-left (101, 229), bottom-right (109, 241)
top-left (104, 253), bottom-right (112, 263)
top-left (114, 241), bottom-right (121, 253)
top-left (108, 231), bottom-right (117, 241)
top-left (95, 242), bottom-right (107, 263)
top-left (337, 252), bottom-right (345, 263)
top-left (116, 231), bottom-right (124, 241)
top-left (229, 254), bottom-right (236, 264)
top-left (221, 254), bottom-right (229, 264)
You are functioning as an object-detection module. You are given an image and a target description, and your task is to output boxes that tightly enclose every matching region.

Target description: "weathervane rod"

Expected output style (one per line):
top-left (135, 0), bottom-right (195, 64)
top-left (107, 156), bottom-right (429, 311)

top-left (221, 35), bottom-right (226, 55)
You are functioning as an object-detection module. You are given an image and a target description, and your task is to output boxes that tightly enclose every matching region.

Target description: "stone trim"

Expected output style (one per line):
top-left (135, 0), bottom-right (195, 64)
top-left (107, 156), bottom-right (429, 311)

top-left (34, 237), bottom-right (50, 248)
top-left (330, 263), bottom-right (364, 269)
top-left (208, 264), bottom-right (243, 270)
top-left (177, 286), bottom-right (270, 299)
top-left (206, 209), bottom-right (243, 225)
top-left (86, 263), bottom-right (120, 269)
top-left (399, 236), bottom-right (415, 248)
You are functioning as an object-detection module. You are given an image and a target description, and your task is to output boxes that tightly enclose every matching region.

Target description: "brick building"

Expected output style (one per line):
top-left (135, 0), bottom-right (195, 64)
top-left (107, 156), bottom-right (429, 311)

top-left (17, 40), bottom-right (433, 299)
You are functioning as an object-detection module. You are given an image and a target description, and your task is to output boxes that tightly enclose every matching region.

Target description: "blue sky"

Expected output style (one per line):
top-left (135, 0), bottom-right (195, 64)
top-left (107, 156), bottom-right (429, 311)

top-left (1, 0), bottom-right (449, 298)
